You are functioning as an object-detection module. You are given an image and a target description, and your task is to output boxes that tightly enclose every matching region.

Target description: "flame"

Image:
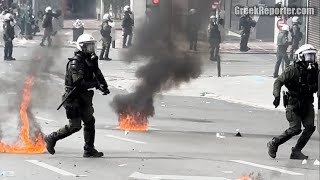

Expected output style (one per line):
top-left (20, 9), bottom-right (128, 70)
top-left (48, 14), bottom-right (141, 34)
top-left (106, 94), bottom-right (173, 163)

top-left (118, 109), bottom-right (148, 131)
top-left (238, 176), bottom-right (252, 180)
top-left (0, 76), bottom-right (46, 154)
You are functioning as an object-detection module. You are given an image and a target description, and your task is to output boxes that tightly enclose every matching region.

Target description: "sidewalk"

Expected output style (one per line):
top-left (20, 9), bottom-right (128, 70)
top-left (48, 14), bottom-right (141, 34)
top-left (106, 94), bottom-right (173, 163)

top-left (7, 30), bottom-right (277, 54)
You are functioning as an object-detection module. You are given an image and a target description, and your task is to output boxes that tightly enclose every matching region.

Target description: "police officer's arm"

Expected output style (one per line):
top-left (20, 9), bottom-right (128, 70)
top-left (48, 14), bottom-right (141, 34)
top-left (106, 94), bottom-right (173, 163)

top-left (95, 68), bottom-right (108, 87)
top-left (273, 66), bottom-right (295, 97)
top-left (70, 60), bottom-right (97, 89)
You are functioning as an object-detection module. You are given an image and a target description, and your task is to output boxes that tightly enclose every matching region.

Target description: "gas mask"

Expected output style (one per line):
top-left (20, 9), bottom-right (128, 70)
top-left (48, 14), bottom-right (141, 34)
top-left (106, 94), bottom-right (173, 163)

top-left (303, 53), bottom-right (317, 70)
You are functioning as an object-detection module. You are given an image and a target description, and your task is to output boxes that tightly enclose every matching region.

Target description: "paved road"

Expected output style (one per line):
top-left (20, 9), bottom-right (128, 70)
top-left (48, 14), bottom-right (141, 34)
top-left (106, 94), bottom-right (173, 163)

top-left (0, 47), bottom-right (318, 180)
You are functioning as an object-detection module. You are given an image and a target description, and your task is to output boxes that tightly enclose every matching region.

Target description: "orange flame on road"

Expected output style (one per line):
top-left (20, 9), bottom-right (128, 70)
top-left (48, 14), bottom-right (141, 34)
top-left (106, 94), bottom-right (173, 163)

top-left (119, 109), bottom-right (148, 131)
top-left (0, 76), bottom-right (46, 153)
top-left (238, 176), bottom-right (252, 180)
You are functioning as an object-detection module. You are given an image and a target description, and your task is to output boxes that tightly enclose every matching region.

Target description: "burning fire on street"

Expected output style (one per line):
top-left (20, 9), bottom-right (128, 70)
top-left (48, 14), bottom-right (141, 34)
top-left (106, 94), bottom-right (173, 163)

top-left (118, 108), bottom-right (148, 131)
top-left (0, 76), bottom-right (45, 154)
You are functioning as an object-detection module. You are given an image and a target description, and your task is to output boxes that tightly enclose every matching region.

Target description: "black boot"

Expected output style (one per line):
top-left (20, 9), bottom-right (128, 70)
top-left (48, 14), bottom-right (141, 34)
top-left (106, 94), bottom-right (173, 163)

top-left (8, 57), bottom-right (16, 61)
top-left (44, 135), bottom-right (57, 155)
top-left (83, 147), bottom-right (104, 158)
top-left (290, 147), bottom-right (308, 160)
top-left (267, 138), bottom-right (279, 158)
top-left (40, 42), bottom-right (45, 47)
top-left (4, 56), bottom-right (8, 61)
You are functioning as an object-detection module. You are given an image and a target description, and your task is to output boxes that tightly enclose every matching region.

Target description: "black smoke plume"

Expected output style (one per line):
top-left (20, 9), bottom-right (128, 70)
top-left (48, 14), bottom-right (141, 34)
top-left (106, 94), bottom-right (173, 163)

top-left (111, 1), bottom-right (202, 118)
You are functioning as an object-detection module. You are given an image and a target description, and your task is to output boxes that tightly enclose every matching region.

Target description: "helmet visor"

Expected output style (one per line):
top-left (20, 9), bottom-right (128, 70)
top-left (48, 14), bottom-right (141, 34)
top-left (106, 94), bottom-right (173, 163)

top-left (303, 53), bottom-right (316, 62)
top-left (82, 42), bottom-right (96, 54)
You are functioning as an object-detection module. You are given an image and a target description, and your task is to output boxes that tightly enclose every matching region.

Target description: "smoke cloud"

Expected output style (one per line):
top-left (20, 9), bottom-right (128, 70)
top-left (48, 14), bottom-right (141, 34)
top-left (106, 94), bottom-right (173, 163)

top-left (111, 1), bottom-right (202, 117)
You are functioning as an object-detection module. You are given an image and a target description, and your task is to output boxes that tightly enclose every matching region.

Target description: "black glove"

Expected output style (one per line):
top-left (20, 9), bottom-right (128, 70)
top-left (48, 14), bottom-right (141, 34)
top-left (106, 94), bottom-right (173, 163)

top-left (91, 54), bottom-right (99, 62)
top-left (273, 96), bottom-right (280, 108)
top-left (99, 84), bottom-right (110, 95)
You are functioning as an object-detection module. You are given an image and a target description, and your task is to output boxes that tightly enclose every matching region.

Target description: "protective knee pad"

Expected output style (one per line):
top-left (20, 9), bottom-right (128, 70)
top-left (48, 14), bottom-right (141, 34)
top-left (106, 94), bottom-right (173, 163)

top-left (288, 129), bottom-right (302, 136)
top-left (67, 125), bottom-right (82, 133)
top-left (304, 126), bottom-right (316, 134)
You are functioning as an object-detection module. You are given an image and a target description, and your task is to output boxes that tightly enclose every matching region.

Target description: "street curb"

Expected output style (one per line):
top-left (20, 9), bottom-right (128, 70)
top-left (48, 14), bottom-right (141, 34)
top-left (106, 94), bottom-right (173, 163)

top-left (62, 28), bottom-right (123, 31)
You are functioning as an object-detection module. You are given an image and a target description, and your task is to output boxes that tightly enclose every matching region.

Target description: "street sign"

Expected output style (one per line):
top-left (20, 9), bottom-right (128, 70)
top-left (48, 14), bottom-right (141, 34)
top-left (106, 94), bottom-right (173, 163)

top-left (277, 18), bottom-right (287, 30)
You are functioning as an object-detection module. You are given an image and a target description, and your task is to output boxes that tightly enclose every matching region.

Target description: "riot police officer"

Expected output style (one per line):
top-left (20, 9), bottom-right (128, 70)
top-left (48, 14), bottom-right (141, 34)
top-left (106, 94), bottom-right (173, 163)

top-left (239, 14), bottom-right (256, 52)
top-left (289, 16), bottom-right (302, 61)
top-left (208, 16), bottom-right (221, 61)
top-left (274, 24), bottom-right (290, 78)
top-left (3, 13), bottom-right (15, 61)
top-left (40, 6), bottom-right (53, 47)
top-left (45, 34), bottom-right (110, 158)
top-left (99, 14), bottom-right (113, 61)
top-left (122, 5), bottom-right (134, 48)
top-left (268, 44), bottom-right (318, 160)
top-left (187, 9), bottom-right (200, 51)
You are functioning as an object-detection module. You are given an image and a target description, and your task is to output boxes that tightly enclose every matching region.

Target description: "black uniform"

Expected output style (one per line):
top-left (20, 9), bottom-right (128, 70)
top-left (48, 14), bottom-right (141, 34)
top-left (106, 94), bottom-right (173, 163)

top-left (239, 15), bottom-right (255, 52)
top-left (122, 11), bottom-right (134, 48)
top-left (45, 51), bottom-right (110, 157)
top-left (289, 23), bottom-right (302, 60)
top-left (274, 31), bottom-right (290, 78)
top-left (187, 12), bottom-right (200, 51)
top-left (40, 13), bottom-right (53, 46)
top-left (99, 21), bottom-right (112, 60)
top-left (268, 61), bottom-right (318, 159)
top-left (208, 22), bottom-right (221, 61)
top-left (3, 20), bottom-right (15, 61)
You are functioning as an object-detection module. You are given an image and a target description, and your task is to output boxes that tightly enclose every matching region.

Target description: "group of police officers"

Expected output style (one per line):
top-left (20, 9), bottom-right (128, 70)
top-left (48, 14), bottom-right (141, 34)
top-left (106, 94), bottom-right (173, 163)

top-left (1, 5), bottom-right (318, 160)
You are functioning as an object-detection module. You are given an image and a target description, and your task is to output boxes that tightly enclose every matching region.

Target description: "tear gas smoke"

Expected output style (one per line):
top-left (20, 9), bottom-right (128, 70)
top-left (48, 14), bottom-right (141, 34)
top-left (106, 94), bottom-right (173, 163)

top-left (111, 1), bottom-right (202, 118)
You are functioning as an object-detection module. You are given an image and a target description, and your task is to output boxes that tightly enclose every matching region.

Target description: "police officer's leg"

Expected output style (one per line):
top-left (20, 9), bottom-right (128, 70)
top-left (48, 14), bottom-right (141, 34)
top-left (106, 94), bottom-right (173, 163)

top-left (99, 40), bottom-right (106, 60)
top-left (209, 43), bottom-right (214, 61)
top-left (40, 28), bottom-right (47, 46)
top-left (215, 44), bottom-right (220, 61)
top-left (289, 44), bottom-right (298, 61)
top-left (283, 52), bottom-right (290, 68)
top-left (4, 41), bottom-right (9, 60)
top-left (193, 31), bottom-right (198, 51)
top-left (81, 91), bottom-right (103, 157)
top-left (123, 32), bottom-right (128, 48)
top-left (244, 33), bottom-right (250, 50)
top-left (240, 34), bottom-right (246, 51)
top-left (267, 105), bottom-right (302, 158)
top-left (128, 32), bottom-right (133, 47)
top-left (104, 38), bottom-right (112, 60)
top-left (47, 28), bottom-right (52, 47)
top-left (45, 102), bottom-right (82, 155)
top-left (273, 51), bottom-right (283, 78)
top-left (8, 40), bottom-right (15, 60)
top-left (291, 103), bottom-right (315, 159)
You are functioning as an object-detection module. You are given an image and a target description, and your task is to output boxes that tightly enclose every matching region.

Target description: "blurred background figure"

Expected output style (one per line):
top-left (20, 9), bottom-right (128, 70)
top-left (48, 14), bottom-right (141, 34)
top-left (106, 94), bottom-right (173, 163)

top-left (289, 16), bottom-right (302, 61)
top-left (187, 8), bottom-right (200, 51)
top-left (121, 5), bottom-right (134, 48)
top-left (208, 15), bottom-right (221, 61)
top-left (273, 24), bottom-right (290, 78)
top-left (239, 13), bottom-right (256, 52)
top-left (99, 13), bottom-right (113, 61)
top-left (72, 19), bottom-right (84, 42)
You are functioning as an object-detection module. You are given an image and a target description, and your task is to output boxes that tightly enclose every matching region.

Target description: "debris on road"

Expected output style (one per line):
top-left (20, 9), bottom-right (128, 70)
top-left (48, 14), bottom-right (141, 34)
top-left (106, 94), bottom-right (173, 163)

top-left (235, 129), bottom-right (242, 137)
top-left (125, 130), bottom-right (130, 135)
top-left (222, 171), bottom-right (233, 174)
top-left (313, 159), bottom-right (320, 166)
top-left (0, 171), bottom-right (15, 177)
top-left (118, 164), bottom-right (128, 167)
top-left (216, 133), bottom-right (226, 138)
top-left (302, 159), bottom-right (307, 165)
